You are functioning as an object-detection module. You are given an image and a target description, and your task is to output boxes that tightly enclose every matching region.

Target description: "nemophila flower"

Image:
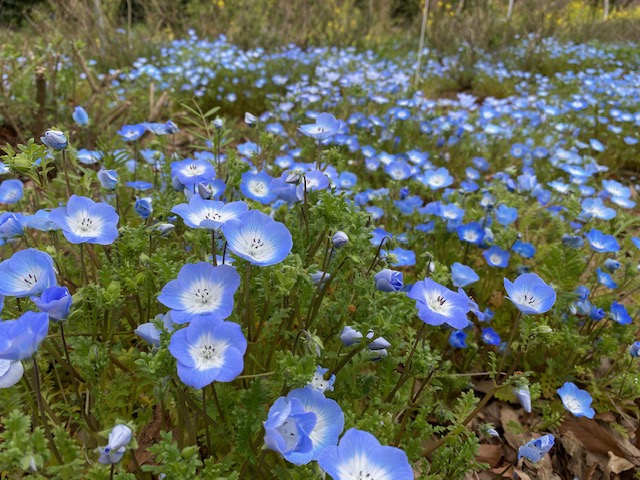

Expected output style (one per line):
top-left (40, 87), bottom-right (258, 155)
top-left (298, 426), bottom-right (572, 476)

top-left (197, 179), bottom-right (226, 200)
top-left (50, 195), bottom-right (119, 245)
top-left (310, 271), bottom-right (330, 286)
top-left (126, 181), bottom-right (153, 191)
top-left (117, 124), bottom-right (146, 141)
top-left (244, 112), bottom-right (258, 126)
top-left (135, 313), bottom-right (175, 347)
top-left (172, 195), bottom-right (248, 230)
top-left (514, 385), bottom-right (532, 413)
top-left (458, 288), bottom-right (484, 321)
top-left (340, 326), bottom-right (362, 346)
top-left (296, 171), bottom-right (330, 200)
top-left (158, 263), bottom-right (240, 324)
top-left (0, 311), bottom-right (49, 360)
top-left (589, 306), bottom-right (606, 321)
top-left (495, 204), bottom-right (518, 226)
top-left (97, 170), bottom-right (119, 190)
top-left (240, 171), bottom-right (276, 204)
top-left (457, 222), bottom-right (485, 245)
top-left (602, 180), bottom-right (630, 199)
top-left (221, 210), bottom-right (293, 267)
top-left (332, 231), bottom-right (348, 248)
top-left (408, 278), bottom-right (470, 329)
top-left (31, 286), bottom-right (72, 321)
top-left (504, 273), bottom-right (556, 315)
top-left (451, 262), bottom-right (479, 288)
top-left (0, 212), bottom-right (25, 239)
top-left (384, 247), bottom-right (416, 267)
top-left (596, 268), bottom-right (617, 289)
top-left (171, 159), bottom-right (216, 188)
top-left (264, 397), bottom-right (316, 459)
top-left (481, 327), bottom-right (501, 346)
top-left (98, 424), bottom-right (133, 465)
top-left (72, 106), bottom-right (89, 126)
top-left (609, 301), bottom-right (631, 325)
top-left (0, 248), bottom-right (57, 297)
top-left (422, 167), bottom-right (454, 190)
top-left (135, 197), bottom-right (153, 219)
top-left (318, 428), bottom-right (413, 480)
top-left (299, 112), bottom-right (341, 141)
top-left (308, 367), bottom-right (335, 393)
top-left (483, 246), bottom-right (510, 268)
top-left (557, 382), bottom-right (595, 418)
top-left (562, 234), bottom-right (584, 249)
top-left (374, 269), bottom-right (403, 292)
top-left (581, 197), bottom-right (616, 221)
top-left (518, 434), bottom-right (555, 463)
top-left (585, 229), bottom-right (619, 253)
top-left (0, 179), bottom-right (23, 204)
top-left (512, 240), bottom-right (536, 258)
top-left (168, 318), bottom-right (247, 389)
top-left (629, 341), bottom-right (640, 358)
top-left (40, 130), bottom-right (67, 149)
top-left (384, 160), bottom-right (412, 181)
top-left (76, 149), bottom-right (102, 165)
top-left (0, 359), bottom-right (24, 388)
top-left (449, 329), bottom-right (468, 349)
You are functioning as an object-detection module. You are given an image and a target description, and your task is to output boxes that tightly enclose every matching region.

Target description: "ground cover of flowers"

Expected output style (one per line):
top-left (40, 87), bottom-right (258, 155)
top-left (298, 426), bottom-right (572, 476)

top-left (1, 33), bottom-right (640, 479)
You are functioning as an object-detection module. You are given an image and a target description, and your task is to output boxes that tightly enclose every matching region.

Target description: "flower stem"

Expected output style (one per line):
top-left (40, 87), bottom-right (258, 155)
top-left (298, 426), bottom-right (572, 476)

top-left (32, 356), bottom-right (64, 464)
top-left (202, 387), bottom-right (212, 454)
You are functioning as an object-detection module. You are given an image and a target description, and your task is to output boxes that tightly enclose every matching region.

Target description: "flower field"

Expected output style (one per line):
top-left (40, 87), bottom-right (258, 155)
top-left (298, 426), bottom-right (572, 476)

top-left (1, 11), bottom-right (640, 479)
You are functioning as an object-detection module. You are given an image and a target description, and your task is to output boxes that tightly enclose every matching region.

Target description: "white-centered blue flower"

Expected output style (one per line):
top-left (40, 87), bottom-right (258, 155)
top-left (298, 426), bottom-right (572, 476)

top-left (172, 195), bottom-right (248, 230)
top-left (518, 434), bottom-right (555, 463)
top-left (0, 249), bottom-right (57, 298)
top-left (318, 428), bottom-right (413, 480)
top-left (158, 263), bottom-right (240, 324)
top-left (220, 210), bottom-right (293, 267)
top-left (557, 382), bottom-right (595, 418)
top-left (298, 113), bottom-right (341, 141)
top-left (240, 171), bottom-right (276, 204)
top-left (0, 179), bottom-right (23, 204)
top-left (49, 195), bottom-right (119, 245)
top-left (408, 278), bottom-right (470, 329)
top-left (503, 273), bottom-right (556, 315)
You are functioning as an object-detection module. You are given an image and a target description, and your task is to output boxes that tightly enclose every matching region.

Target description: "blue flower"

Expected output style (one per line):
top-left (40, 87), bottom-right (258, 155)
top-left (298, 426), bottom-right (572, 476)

top-left (308, 367), bottom-right (335, 393)
top-left (581, 198), bottom-right (616, 220)
top-left (126, 181), bottom-right (153, 191)
top-left (0, 311), bottom-right (49, 360)
top-left (76, 149), bottom-right (102, 165)
top-left (481, 327), bottom-right (501, 346)
top-left (0, 180), bottom-right (23, 204)
top-left (98, 424), bottom-right (133, 465)
top-left (0, 212), bottom-right (26, 239)
top-left (168, 318), bottom-right (247, 389)
top-left (373, 269), bottom-right (403, 292)
top-left (0, 359), bottom-right (24, 388)
top-left (24, 210), bottom-right (59, 232)
top-left (40, 130), bottom-right (67, 149)
top-left (0, 249), bottom-right (57, 298)
top-left (451, 262), bottom-right (479, 288)
top-left (117, 124), bottom-right (146, 142)
top-left (318, 428), bottom-right (413, 480)
top-left (299, 113), bottom-right (341, 141)
top-left (457, 222), bottom-right (485, 245)
top-left (603, 258), bottom-right (620, 272)
top-left (158, 263), bottom-right (240, 324)
top-left (172, 196), bottom-right (248, 230)
top-left (514, 385), bottom-right (531, 413)
top-left (384, 247), bottom-right (416, 267)
top-left (596, 268), bottom-right (617, 289)
top-left (589, 306), bottom-right (605, 321)
top-left (221, 210), bottom-right (293, 267)
top-left (332, 231), bottom-right (348, 248)
top-left (609, 301), bottom-right (631, 325)
top-left (483, 246), bottom-right (510, 268)
top-left (135, 197), bottom-right (153, 219)
top-left (339, 326), bottom-right (362, 346)
top-left (495, 204), bottom-right (518, 226)
top-left (585, 229), bottom-right (619, 253)
top-left (629, 341), bottom-right (640, 358)
top-left (72, 106), bottom-right (89, 126)
top-left (518, 434), bottom-right (555, 462)
top-left (50, 195), bottom-right (119, 245)
top-left (296, 171), bottom-right (330, 200)
top-left (171, 159), bottom-right (215, 188)
top-left (408, 278), bottom-right (470, 329)
top-left (421, 167), bottom-right (453, 190)
top-left (512, 240), bottom-right (536, 258)
top-left (449, 330), bottom-right (468, 349)
top-left (557, 382), bottom-right (595, 418)
top-left (97, 170), bottom-right (119, 190)
top-left (504, 273), bottom-right (556, 315)
top-left (31, 286), bottom-right (72, 321)
top-left (240, 171), bottom-right (276, 204)
top-left (264, 397), bottom-right (316, 459)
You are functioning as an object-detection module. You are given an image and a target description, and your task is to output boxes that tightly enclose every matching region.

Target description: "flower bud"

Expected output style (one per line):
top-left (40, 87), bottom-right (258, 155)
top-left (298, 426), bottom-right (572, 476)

top-left (340, 326), bottom-right (362, 347)
top-left (72, 106), bottom-right (89, 126)
top-left (244, 112), bottom-right (258, 126)
top-left (31, 286), bottom-right (72, 321)
top-left (332, 231), bottom-right (348, 248)
top-left (40, 130), bottom-right (68, 150)
top-left (373, 269), bottom-right (403, 292)
top-left (213, 118), bottom-right (224, 129)
top-left (97, 169), bottom-right (119, 190)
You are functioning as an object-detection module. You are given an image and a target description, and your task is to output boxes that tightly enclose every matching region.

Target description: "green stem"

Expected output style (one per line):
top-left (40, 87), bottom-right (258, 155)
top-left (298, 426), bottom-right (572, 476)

top-left (32, 356), bottom-right (64, 464)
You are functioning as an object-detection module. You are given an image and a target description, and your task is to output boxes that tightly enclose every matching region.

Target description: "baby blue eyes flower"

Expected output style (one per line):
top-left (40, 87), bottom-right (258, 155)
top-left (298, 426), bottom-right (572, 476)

top-left (97, 170), bottom-right (119, 190)
top-left (308, 367), bottom-right (335, 393)
top-left (339, 326), bottom-right (362, 346)
top-left (221, 210), bottom-right (293, 267)
top-left (135, 197), bottom-right (153, 219)
top-left (483, 246), bottom-right (510, 268)
top-left (481, 327), bottom-right (501, 346)
top-left (240, 171), bottom-right (276, 204)
top-left (0, 212), bottom-right (26, 239)
top-left (0, 359), bottom-right (24, 388)
top-left (49, 195), bottom-right (119, 245)
top-left (422, 167), bottom-right (454, 190)
top-left (158, 263), bottom-right (240, 325)
top-left (373, 269), bottom-right (404, 292)
top-left (168, 317), bottom-right (247, 389)
top-left (514, 385), bottom-right (532, 413)
top-left (495, 204), bottom-right (518, 226)
top-left (72, 106), bottom-right (89, 126)
top-left (457, 221), bottom-right (485, 245)
top-left (0, 179), bottom-right (24, 204)
top-left (408, 278), bottom-right (470, 329)
top-left (172, 195), bottom-right (248, 230)
top-left (585, 229), bottom-right (619, 253)
top-left (451, 262), bottom-right (479, 288)
top-left (299, 112), bottom-right (341, 141)
top-left (318, 428), bottom-right (413, 480)
top-left (596, 268), bottom-right (617, 289)
top-left (609, 301), bottom-right (631, 325)
top-left (503, 273), bottom-right (556, 315)
top-left (117, 124), bottom-right (146, 142)
top-left (31, 286), bottom-right (72, 321)
top-left (629, 341), bottom-right (640, 358)
top-left (40, 130), bottom-right (68, 150)
top-left (518, 434), bottom-right (555, 462)
top-left (581, 197), bottom-right (616, 220)
top-left (0, 311), bottom-right (49, 360)
top-left (448, 329), bottom-right (467, 349)
top-left (0, 248), bottom-right (57, 298)
top-left (98, 424), bottom-right (133, 465)
top-left (557, 382), bottom-right (595, 418)
top-left (332, 231), bottom-right (348, 248)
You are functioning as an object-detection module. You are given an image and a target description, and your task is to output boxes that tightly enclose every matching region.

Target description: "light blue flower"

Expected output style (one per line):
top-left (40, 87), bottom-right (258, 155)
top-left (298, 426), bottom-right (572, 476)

top-left (629, 341), bottom-right (640, 358)
top-left (483, 246), bottom-right (510, 268)
top-left (339, 326), bottom-right (362, 346)
top-left (457, 222), bottom-right (485, 245)
top-left (76, 149), bottom-right (102, 165)
top-left (512, 240), bottom-right (536, 259)
top-left (168, 318), bottom-right (247, 389)
top-left (518, 434), bottom-right (555, 462)
top-left (31, 286), bottom-right (72, 321)
top-left (318, 428), bottom-right (413, 480)
top-left (117, 124), bottom-right (146, 142)
top-left (0, 179), bottom-right (23, 204)
top-left (596, 268), bottom-right (617, 289)
top-left (0, 249), bottom-right (57, 298)
top-left (0, 359), bottom-right (24, 388)
top-left (408, 278), bottom-right (470, 329)
top-left (171, 195), bottom-right (248, 230)
top-left (557, 382), bottom-right (595, 418)
top-left (307, 367), bottom-right (335, 393)
top-left (49, 195), bottom-right (119, 245)
top-left (40, 130), bottom-right (67, 149)
top-left (97, 170), bottom-right (119, 190)
top-left (135, 197), bottom-right (153, 219)
top-left (98, 424), bottom-right (133, 465)
top-left (0, 311), bottom-right (49, 360)
top-left (240, 171), bottom-right (276, 204)
top-left (585, 229), bottom-right (619, 253)
top-left (0, 212), bottom-right (26, 239)
top-left (171, 159), bottom-right (215, 188)
top-left (503, 273), bottom-right (556, 315)
top-left (24, 210), bottom-right (59, 232)
top-left (221, 210), bottom-right (293, 267)
top-left (451, 262), bottom-right (479, 288)
top-left (495, 204), bottom-right (518, 226)
top-left (448, 330), bottom-right (467, 349)
top-left (514, 385), bottom-right (531, 413)
top-left (421, 167), bottom-right (453, 190)
top-left (158, 263), bottom-right (240, 324)
top-left (581, 197), bottom-right (616, 220)
top-left (72, 106), bottom-right (89, 126)
top-left (609, 301), bottom-right (631, 325)
top-left (373, 269), bottom-right (403, 292)
top-left (299, 113), bottom-right (341, 141)
top-left (264, 397), bottom-right (316, 459)
top-left (481, 327), bottom-right (501, 346)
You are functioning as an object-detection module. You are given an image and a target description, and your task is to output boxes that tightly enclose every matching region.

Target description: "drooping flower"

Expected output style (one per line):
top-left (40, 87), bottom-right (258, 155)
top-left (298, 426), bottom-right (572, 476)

top-left (0, 359), bottom-right (24, 388)
top-left (0, 179), bottom-right (23, 204)
top-left (220, 210), bottom-right (293, 267)
top-left (0, 212), bottom-right (26, 240)
top-left (31, 286), bottom-right (72, 321)
top-left (0, 311), bottom-right (49, 360)
top-left (171, 195), bottom-right (248, 230)
top-left (339, 326), bottom-right (362, 346)
top-left (0, 249), bottom-right (57, 298)
top-left (158, 263), bottom-right (240, 325)
top-left (168, 318), bottom-right (247, 389)
top-left (408, 278), bottom-right (470, 329)
top-left (373, 269), bottom-right (404, 292)
top-left (518, 434), bottom-right (555, 462)
top-left (451, 262), bottom-right (479, 288)
top-left (629, 341), bottom-right (640, 358)
top-left (134, 197), bottom-right (153, 219)
top-left (49, 195), bottom-right (119, 245)
top-left (514, 385), bottom-right (532, 413)
top-left (98, 424), bottom-right (133, 465)
top-left (504, 273), bottom-right (556, 315)
top-left (299, 113), bottom-right (341, 141)
top-left (318, 428), bottom-right (413, 480)
top-left (40, 130), bottom-right (67, 150)
top-left (557, 382), bottom-right (595, 418)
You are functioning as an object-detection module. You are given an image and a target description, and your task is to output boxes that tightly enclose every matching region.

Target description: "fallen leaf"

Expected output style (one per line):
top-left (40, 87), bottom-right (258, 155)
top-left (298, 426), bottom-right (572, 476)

top-left (477, 444), bottom-right (503, 467)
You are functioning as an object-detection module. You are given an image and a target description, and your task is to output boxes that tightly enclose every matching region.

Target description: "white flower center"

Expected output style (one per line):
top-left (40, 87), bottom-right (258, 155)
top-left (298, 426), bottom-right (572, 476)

top-left (337, 454), bottom-right (391, 480)
top-left (276, 420), bottom-right (300, 451)
top-left (490, 254), bottom-right (502, 265)
top-left (188, 333), bottom-right (227, 371)
top-left (563, 395), bottom-right (581, 412)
